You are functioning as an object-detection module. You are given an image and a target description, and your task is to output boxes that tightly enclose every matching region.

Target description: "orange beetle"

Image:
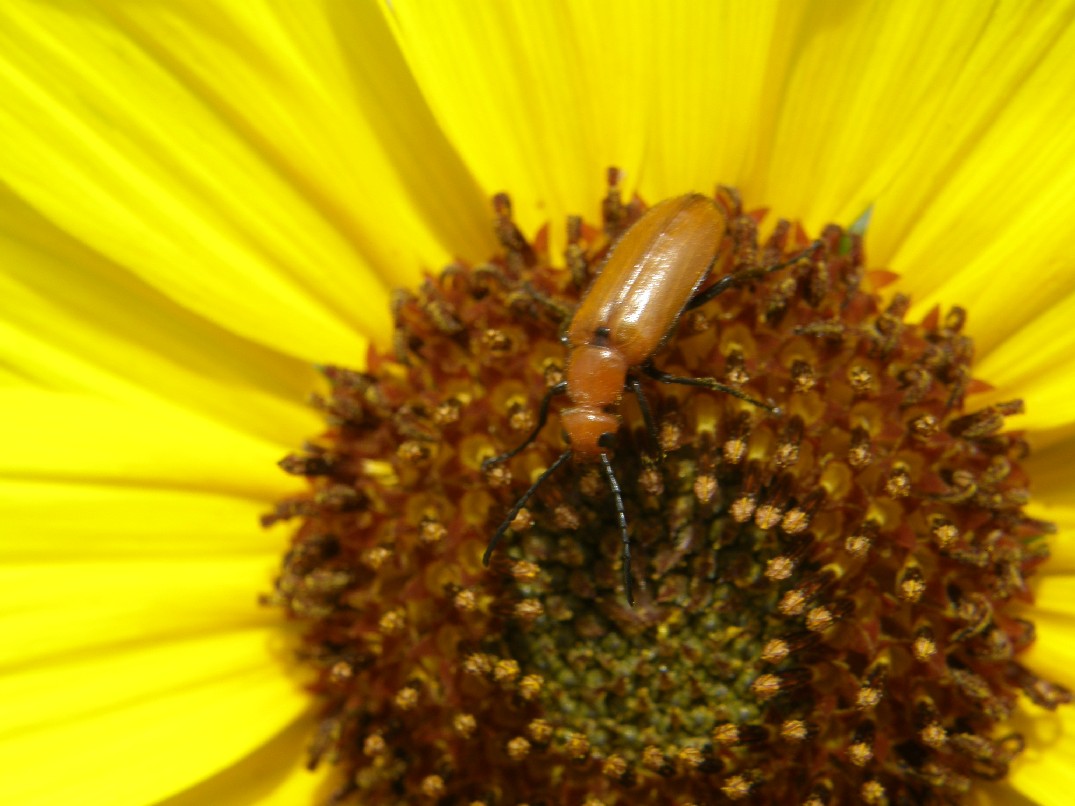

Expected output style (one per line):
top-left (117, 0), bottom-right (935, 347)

top-left (483, 194), bottom-right (817, 604)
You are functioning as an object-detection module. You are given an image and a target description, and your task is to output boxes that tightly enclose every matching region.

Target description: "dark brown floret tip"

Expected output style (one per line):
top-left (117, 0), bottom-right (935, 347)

top-left (268, 174), bottom-right (1068, 804)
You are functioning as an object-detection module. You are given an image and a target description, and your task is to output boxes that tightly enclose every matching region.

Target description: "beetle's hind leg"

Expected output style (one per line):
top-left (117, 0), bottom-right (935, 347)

top-left (685, 240), bottom-right (824, 311)
top-left (644, 365), bottom-right (782, 417)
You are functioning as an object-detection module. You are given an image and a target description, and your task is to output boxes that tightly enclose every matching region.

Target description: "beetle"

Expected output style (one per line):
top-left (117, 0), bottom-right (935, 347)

top-left (482, 193), bottom-right (819, 605)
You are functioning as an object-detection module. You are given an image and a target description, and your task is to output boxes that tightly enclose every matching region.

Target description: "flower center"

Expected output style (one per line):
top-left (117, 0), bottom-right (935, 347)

top-left (267, 173), bottom-right (1069, 804)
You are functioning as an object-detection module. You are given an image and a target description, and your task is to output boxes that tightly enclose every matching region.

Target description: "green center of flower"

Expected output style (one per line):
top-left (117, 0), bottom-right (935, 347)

top-left (267, 173), bottom-right (1069, 804)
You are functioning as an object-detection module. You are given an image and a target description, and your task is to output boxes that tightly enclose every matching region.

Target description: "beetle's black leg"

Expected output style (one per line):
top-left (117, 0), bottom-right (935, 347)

top-left (482, 381), bottom-right (568, 471)
top-left (484, 449), bottom-right (573, 565)
top-left (600, 452), bottom-right (634, 606)
top-left (686, 240), bottom-right (824, 311)
top-left (625, 376), bottom-right (660, 456)
top-left (645, 365), bottom-right (781, 416)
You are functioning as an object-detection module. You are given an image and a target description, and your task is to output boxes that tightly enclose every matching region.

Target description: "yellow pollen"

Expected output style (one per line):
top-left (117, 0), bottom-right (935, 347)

top-left (361, 546), bottom-right (391, 569)
top-left (553, 503), bottom-right (581, 530)
top-left (806, 606), bottom-right (834, 632)
top-left (659, 421), bottom-right (682, 452)
top-left (694, 474), bottom-right (718, 503)
top-left (363, 734), bottom-right (386, 757)
top-left (508, 508), bottom-right (533, 533)
top-left (463, 653), bottom-right (492, 676)
top-left (791, 360), bottom-right (816, 391)
top-left (454, 589), bottom-right (478, 611)
top-left (848, 439), bottom-right (872, 469)
top-left (779, 590), bottom-right (808, 617)
top-left (761, 638), bottom-right (790, 664)
top-left (453, 713), bottom-right (477, 738)
top-left (677, 746), bottom-right (704, 770)
top-left (396, 440), bottom-right (430, 464)
top-left (494, 659), bottom-right (521, 686)
top-left (394, 687), bottom-right (418, 710)
top-left (774, 442), bottom-right (800, 467)
top-left (781, 719), bottom-right (808, 742)
top-left (514, 599), bottom-right (544, 621)
top-left (730, 494), bottom-right (756, 522)
top-left (766, 556), bottom-right (794, 580)
top-left (754, 504), bottom-right (782, 530)
top-left (899, 574), bottom-right (926, 602)
top-left (602, 754), bottom-right (628, 778)
top-left (910, 413), bottom-right (939, 439)
top-left (913, 635), bottom-right (938, 662)
top-left (713, 723), bottom-right (739, 745)
top-left (885, 466), bottom-right (912, 497)
top-left (506, 736), bottom-right (531, 760)
top-left (844, 533), bottom-right (871, 556)
top-left (721, 775), bottom-right (751, 799)
top-left (856, 686), bottom-right (882, 710)
top-left (642, 746), bottom-right (666, 771)
top-left (751, 674), bottom-right (781, 701)
top-left (780, 508), bottom-right (808, 533)
top-left (420, 775), bottom-right (445, 798)
top-left (418, 518), bottom-right (446, 544)
top-left (329, 660), bottom-right (353, 683)
top-left (921, 723), bottom-right (947, 748)
top-left (848, 741), bottom-right (873, 766)
top-left (509, 408), bottom-right (535, 432)
top-left (861, 780), bottom-right (886, 804)
top-left (724, 437), bottom-right (748, 464)
top-left (565, 732), bottom-right (590, 759)
top-left (528, 718), bottom-right (553, 744)
top-left (511, 560), bottom-right (541, 580)
top-left (378, 608), bottom-right (405, 634)
top-left (519, 674), bottom-right (544, 701)
top-left (931, 520), bottom-right (959, 548)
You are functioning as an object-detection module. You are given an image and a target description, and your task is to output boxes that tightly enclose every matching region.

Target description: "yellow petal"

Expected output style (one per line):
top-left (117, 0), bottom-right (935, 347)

top-left (973, 294), bottom-right (1075, 438)
top-left (0, 482), bottom-right (281, 560)
top-left (0, 0), bottom-right (420, 364)
top-left (0, 389), bottom-right (294, 499)
top-left (0, 628), bottom-right (309, 806)
top-left (1, 187), bottom-right (327, 438)
top-left (1027, 437), bottom-right (1075, 507)
top-left (1006, 705), bottom-right (1075, 806)
top-left (156, 713), bottom-right (333, 805)
top-left (0, 556), bottom-right (280, 668)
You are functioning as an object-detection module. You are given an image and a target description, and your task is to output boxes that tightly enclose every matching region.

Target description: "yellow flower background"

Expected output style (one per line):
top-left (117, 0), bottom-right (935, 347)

top-left (2, 1), bottom-right (1075, 804)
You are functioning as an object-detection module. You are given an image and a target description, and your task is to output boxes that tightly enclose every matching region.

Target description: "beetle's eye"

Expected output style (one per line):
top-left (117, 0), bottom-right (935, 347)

top-left (598, 432), bottom-right (617, 450)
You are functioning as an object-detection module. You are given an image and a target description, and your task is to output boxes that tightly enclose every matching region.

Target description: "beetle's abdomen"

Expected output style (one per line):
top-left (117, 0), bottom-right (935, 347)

top-left (567, 194), bottom-right (726, 366)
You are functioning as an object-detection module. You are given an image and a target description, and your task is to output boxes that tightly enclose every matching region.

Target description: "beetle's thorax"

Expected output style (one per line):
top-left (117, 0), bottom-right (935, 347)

top-left (562, 344), bottom-right (627, 457)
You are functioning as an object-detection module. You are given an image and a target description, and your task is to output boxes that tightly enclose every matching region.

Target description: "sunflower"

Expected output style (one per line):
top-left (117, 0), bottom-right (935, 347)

top-left (2, 1), bottom-right (1074, 804)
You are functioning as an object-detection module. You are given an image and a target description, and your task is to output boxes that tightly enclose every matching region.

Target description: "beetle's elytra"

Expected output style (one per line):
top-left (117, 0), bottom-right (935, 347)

top-left (482, 193), bottom-right (819, 605)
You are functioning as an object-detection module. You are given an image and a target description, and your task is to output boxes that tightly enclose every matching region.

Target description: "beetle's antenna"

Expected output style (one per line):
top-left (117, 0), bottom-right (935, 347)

top-left (482, 381), bottom-right (568, 471)
top-left (600, 452), bottom-right (634, 606)
top-left (483, 449), bottom-right (573, 566)
top-left (686, 240), bottom-right (825, 311)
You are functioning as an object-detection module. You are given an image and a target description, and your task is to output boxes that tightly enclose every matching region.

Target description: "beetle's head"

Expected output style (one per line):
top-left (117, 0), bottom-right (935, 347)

top-left (560, 406), bottom-right (619, 458)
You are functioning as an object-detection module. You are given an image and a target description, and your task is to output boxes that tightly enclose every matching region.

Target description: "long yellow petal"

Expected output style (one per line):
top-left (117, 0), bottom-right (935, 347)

top-left (0, 629), bottom-right (309, 806)
top-left (0, 389), bottom-right (295, 498)
top-left (0, 482), bottom-right (283, 560)
top-left (156, 714), bottom-right (332, 805)
top-left (0, 0), bottom-right (491, 363)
